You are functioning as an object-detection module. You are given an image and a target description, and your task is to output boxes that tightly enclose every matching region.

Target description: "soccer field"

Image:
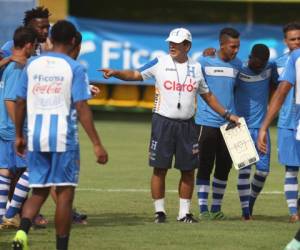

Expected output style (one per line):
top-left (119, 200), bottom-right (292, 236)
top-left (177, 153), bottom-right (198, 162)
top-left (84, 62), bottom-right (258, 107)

top-left (1, 111), bottom-right (299, 250)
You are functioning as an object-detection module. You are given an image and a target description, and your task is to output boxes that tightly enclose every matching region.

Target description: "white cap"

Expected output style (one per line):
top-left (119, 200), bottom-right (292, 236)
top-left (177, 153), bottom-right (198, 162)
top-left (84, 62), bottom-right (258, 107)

top-left (165, 28), bottom-right (192, 43)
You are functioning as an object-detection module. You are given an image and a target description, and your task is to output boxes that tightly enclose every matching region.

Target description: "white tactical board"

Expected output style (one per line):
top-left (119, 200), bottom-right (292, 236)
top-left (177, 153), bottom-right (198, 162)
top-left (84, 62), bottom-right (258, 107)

top-left (220, 117), bottom-right (259, 170)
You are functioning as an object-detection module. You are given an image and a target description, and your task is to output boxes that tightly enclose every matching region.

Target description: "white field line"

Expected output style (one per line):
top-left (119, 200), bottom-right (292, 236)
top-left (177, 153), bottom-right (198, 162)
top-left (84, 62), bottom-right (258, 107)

top-left (76, 188), bottom-right (283, 195)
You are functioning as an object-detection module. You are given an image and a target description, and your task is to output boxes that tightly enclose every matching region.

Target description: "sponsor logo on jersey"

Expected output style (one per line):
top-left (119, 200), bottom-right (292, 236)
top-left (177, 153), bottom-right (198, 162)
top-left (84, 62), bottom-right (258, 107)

top-left (165, 68), bottom-right (176, 71)
top-left (32, 82), bottom-right (62, 95)
top-left (163, 78), bottom-right (196, 92)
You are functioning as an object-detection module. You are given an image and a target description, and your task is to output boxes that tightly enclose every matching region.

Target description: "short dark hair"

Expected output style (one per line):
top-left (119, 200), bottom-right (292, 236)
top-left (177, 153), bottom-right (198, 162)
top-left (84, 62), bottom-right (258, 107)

top-left (74, 31), bottom-right (82, 48)
top-left (13, 26), bottom-right (37, 48)
top-left (283, 22), bottom-right (300, 37)
top-left (219, 27), bottom-right (240, 43)
top-left (23, 6), bottom-right (50, 26)
top-left (250, 44), bottom-right (270, 61)
top-left (51, 20), bottom-right (77, 45)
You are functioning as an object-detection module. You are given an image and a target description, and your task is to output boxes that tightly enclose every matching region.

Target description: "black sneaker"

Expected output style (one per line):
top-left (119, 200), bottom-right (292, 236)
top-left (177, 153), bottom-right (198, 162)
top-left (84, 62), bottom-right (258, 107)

top-left (177, 213), bottom-right (198, 223)
top-left (154, 212), bottom-right (166, 223)
top-left (72, 209), bottom-right (88, 224)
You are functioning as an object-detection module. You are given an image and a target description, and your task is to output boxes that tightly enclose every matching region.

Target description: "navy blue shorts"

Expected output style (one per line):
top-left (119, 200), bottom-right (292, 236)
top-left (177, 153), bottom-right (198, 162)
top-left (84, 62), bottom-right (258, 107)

top-left (149, 113), bottom-right (199, 171)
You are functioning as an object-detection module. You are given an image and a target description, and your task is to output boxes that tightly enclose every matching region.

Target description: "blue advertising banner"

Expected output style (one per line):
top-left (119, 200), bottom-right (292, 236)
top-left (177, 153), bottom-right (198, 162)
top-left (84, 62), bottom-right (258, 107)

top-left (69, 17), bottom-right (286, 85)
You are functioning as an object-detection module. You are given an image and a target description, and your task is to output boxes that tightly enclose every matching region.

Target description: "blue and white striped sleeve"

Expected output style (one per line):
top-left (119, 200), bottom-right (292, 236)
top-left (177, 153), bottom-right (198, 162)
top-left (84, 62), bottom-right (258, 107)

top-left (138, 58), bottom-right (158, 80)
top-left (197, 63), bottom-right (209, 95)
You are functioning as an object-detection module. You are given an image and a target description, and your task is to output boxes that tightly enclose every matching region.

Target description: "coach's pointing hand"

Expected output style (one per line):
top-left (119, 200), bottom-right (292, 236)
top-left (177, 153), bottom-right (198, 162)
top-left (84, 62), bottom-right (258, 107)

top-left (99, 68), bottom-right (115, 79)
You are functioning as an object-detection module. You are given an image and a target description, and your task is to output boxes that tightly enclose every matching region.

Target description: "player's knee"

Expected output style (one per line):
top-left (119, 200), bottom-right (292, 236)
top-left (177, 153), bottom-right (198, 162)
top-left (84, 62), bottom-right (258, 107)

top-left (181, 169), bottom-right (195, 180)
top-left (153, 167), bottom-right (168, 177)
top-left (0, 168), bottom-right (10, 177)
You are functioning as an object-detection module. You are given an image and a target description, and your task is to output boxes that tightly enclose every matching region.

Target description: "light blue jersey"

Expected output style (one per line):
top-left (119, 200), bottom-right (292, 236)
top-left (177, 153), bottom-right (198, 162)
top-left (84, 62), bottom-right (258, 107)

top-left (276, 53), bottom-right (297, 129)
top-left (1, 40), bottom-right (13, 56)
top-left (0, 62), bottom-right (24, 140)
top-left (195, 55), bottom-right (242, 127)
top-left (17, 52), bottom-right (91, 152)
top-left (235, 62), bottom-right (277, 128)
top-left (279, 48), bottom-right (300, 137)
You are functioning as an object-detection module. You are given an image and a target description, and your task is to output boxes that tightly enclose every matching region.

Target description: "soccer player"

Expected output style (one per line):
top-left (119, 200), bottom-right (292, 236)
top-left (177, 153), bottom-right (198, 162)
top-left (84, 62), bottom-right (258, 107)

top-left (12, 20), bottom-right (108, 250)
top-left (1, 6), bottom-right (50, 56)
top-left (235, 44), bottom-right (277, 220)
top-left (257, 48), bottom-right (300, 250)
top-left (274, 22), bottom-right (300, 223)
top-left (101, 27), bottom-right (239, 223)
top-left (195, 27), bottom-right (242, 220)
top-left (0, 26), bottom-right (37, 228)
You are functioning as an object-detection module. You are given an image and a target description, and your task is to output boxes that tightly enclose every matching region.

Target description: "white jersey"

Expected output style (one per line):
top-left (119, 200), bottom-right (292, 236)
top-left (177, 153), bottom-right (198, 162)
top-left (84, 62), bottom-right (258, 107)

top-left (17, 52), bottom-right (91, 152)
top-left (139, 54), bottom-right (209, 120)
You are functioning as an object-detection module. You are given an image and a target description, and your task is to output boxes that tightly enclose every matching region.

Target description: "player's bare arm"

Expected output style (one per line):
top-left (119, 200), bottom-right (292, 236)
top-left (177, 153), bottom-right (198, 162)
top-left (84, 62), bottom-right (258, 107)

top-left (75, 100), bottom-right (108, 164)
top-left (5, 100), bottom-right (15, 122)
top-left (14, 98), bottom-right (26, 157)
top-left (257, 81), bottom-right (292, 154)
top-left (201, 91), bottom-right (240, 123)
top-left (99, 68), bottom-right (143, 81)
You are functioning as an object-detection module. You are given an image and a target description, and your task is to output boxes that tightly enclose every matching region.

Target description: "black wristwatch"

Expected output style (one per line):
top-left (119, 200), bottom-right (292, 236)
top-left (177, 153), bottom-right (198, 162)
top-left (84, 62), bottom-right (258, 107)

top-left (222, 110), bottom-right (232, 121)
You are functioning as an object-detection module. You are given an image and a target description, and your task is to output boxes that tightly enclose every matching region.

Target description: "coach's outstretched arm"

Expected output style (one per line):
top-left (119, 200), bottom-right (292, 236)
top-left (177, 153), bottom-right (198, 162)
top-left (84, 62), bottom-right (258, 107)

top-left (76, 100), bottom-right (108, 164)
top-left (201, 91), bottom-right (240, 124)
top-left (100, 68), bottom-right (143, 81)
top-left (257, 81), bottom-right (292, 154)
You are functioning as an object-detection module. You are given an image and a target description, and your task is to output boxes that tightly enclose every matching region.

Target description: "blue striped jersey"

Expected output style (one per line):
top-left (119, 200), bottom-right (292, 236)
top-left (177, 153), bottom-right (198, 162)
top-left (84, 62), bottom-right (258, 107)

top-left (17, 52), bottom-right (91, 152)
top-left (235, 62), bottom-right (277, 128)
top-left (195, 54), bottom-right (242, 127)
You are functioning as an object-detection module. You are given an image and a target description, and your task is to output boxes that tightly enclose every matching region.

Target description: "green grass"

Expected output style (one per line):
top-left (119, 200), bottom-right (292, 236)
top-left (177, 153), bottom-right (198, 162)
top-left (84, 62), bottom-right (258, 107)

top-left (1, 112), bottom-right (298, 250)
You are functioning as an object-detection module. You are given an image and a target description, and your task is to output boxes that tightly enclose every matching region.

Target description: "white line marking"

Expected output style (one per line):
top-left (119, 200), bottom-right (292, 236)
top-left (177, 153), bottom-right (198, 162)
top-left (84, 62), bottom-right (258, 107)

top-left (76, 188), bottom-right (284, 194)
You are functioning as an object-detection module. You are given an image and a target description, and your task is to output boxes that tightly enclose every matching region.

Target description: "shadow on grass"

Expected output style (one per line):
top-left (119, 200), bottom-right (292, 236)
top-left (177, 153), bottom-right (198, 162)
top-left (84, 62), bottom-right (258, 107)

top-left (0, 241), bottom-right (13, 249)
top-left (73, 212), bottom-right (151, 228)
top-left (228, 214), bottom-right (289, 223)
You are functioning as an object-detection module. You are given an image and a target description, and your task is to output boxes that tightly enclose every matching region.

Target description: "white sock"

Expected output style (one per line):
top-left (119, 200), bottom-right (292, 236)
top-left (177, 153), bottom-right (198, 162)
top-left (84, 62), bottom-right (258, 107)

top-left (153, 198), bottom-right (166, 213)
top-left (178, 198), bottom-right (191, 219)
top-left (6, 200), bottom-right (11, 210)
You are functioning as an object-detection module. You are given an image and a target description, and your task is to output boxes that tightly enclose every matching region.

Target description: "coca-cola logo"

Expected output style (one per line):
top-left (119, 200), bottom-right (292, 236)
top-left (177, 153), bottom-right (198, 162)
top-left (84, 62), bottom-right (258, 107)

top-left (163, 78), bottom-right (196, 92)
top-left (32, 82), bottom-right (62, 95)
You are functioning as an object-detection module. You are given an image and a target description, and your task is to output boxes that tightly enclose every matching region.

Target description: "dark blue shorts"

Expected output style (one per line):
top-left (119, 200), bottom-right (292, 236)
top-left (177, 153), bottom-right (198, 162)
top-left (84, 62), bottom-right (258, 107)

top-left (149, 113), bottom-right (199, 171)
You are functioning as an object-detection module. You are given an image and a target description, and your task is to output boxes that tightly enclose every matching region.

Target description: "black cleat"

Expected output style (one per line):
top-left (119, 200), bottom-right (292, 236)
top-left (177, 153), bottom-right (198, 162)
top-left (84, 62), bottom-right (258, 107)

top-left (72, 209), bottom-right (88, 224)
top-left (177, 213), bottom-right (198, 223)
top-left (12, 240), bottom-right (23, 250)
top-left (154, 212), bottom-right (166, 223)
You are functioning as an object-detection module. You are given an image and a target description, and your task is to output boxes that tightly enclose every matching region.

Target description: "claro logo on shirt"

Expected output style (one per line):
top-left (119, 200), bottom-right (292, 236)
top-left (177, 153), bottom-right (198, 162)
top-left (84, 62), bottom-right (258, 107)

top-left (163, 78), bottom-right (196, 92)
